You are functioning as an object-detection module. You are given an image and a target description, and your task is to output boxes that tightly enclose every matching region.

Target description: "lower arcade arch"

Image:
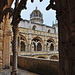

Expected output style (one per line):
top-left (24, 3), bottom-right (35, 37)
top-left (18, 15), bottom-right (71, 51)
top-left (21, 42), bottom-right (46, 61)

top-left (47, 38), bottom-right (55, 51)
top-left (50, 55), bottom-right (59, 60)
top-left (37, 56), bottom-right (46, 59)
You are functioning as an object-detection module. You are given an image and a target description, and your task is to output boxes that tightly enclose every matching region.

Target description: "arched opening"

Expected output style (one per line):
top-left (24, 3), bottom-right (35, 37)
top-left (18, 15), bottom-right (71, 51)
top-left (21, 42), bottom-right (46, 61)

top-left (47, 38), bottom-right (55, 51)
top-left (32, 25), bottom-right (36, 30)
top-left (37, 43), bottom-right (42, 51)
top-left (48, 29), bottom-right (50, 33)
top-left (37, 56), bottom-right (45, 59)
top-left (50, 55), bottom-right (58, 60)
top-left (32, 37), bottom-right (42, 51)
top-left (32, 37), bottom-right (40, 42)
top-left (19, 34), bottom-right (27, 52)
top-left (50, 44), bottom-right (54, 51)
top-left (21, 41), bottom-right (25, 52)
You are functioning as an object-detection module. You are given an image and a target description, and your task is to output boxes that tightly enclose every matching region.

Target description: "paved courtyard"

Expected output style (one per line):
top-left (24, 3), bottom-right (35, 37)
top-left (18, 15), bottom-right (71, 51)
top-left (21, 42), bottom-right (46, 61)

top-left (0, 69), bottom-right (39, 75)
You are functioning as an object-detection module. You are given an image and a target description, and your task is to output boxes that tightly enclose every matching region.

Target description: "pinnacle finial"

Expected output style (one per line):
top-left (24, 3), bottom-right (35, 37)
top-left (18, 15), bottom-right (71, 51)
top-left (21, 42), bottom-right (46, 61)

top-left (36, 6), bottom-right (37, 10)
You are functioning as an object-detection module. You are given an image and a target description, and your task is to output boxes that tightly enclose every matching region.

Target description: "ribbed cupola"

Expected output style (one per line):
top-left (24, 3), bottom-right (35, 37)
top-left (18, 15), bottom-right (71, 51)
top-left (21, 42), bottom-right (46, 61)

top-left (30, 7), bottom-right (43, 23)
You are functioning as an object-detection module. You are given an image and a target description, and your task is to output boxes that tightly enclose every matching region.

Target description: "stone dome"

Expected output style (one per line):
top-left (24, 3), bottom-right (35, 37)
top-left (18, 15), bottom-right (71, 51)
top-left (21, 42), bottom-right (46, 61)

top-left (30, 7), bottom-right (43, 23)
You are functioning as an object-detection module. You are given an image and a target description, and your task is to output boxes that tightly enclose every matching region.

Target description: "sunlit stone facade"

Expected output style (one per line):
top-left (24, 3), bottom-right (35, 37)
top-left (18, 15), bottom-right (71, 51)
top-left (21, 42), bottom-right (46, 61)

top-left (17, 7), bottom-right (59, 59)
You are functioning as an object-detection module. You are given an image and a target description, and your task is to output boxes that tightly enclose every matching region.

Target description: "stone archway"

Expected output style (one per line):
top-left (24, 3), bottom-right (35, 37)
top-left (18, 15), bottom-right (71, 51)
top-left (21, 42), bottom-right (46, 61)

top-left (33, 42), bottom-right (36, 51)
top-left (32, 36), bottom-right (43, 51)
top-left (37, 56), bottom-right (46, 59)
top-left (19, 34), bottom-right (27, 44)
top-left (50, 55), bottom-right (59, 60)
top-left (18, 34), bottom-right (27, 53)
top-left (32, 36), bottom-right (43, 43)
top-left (47, 38), bottom-right (55, 51)
top-left (47, 38), bottom-right (55, 44)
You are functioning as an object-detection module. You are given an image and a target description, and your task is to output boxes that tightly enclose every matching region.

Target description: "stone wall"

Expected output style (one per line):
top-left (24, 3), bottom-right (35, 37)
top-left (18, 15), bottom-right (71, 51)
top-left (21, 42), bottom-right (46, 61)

top-left (19, 20), bottom-right (56, 33)
top-left (11, 56), bottom-right (59, 75)
top-left (17, 27), bottom-right (58, 55)
top-left (0, 14), bottom-right (12, 69)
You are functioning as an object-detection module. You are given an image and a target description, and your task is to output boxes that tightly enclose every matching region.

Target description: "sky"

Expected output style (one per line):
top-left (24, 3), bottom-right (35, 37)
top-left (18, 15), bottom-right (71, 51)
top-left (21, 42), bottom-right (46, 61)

top-left (12, 0), bottom-right (56, 26)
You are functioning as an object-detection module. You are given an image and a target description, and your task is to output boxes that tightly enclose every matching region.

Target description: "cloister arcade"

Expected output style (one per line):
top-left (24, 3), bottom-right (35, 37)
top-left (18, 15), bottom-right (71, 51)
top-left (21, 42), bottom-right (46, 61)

top-left (11, 33), bottom-right (59, 60)
top-left (18, 34), bottom-right (56, 53)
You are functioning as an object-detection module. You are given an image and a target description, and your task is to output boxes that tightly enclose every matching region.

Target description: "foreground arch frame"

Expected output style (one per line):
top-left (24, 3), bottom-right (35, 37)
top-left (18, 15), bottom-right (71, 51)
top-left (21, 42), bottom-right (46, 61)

top-left (11, 0), bottom-right (75, 75)
top-left (27, 0), bottom-right (75, 75)
top-left (0, 0), bottom-right (75, 75)
top-left (47, 0), bottom-right (75, 75)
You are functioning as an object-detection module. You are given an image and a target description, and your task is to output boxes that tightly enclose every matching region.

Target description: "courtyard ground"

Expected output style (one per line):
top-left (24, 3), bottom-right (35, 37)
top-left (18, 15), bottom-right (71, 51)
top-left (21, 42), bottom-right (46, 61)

top-left (0, 68), bottom-right (39, 75)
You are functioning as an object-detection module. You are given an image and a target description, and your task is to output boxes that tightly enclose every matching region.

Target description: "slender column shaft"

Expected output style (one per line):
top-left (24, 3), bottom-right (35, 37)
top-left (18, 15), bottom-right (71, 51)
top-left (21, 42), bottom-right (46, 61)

top-left (11, 26), bottom-right (19, 75)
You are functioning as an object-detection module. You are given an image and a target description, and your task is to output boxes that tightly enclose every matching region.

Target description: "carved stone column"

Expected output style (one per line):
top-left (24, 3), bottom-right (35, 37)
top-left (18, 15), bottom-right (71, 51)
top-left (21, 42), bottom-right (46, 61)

top-left (44, 40), bottom-right (47, 51)
top-left (48, 43), bottom-right (50, 51)
top-left (31, 43), bottom-right (34, 52)
top-left (42, 44), bottom-right (43, 51)
top-left (28, 44), bottom-right (31, 52)
top-left (25, 44), bottom-right (28, 52)
top-left (35, 42), bottom-right (37, 51)
top-left (54, 44), bottom-right (56, 51)
top-left (11, 25), bottom-right (19, 75)
top-left (44, 44), bottom-right (46, 51)
top-left (28, 38), bottom-right (31, 52)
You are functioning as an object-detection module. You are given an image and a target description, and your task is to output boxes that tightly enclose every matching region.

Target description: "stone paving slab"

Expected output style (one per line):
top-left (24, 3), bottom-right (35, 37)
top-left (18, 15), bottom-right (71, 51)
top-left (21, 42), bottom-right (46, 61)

top-left (0, 69), bottom-right (39, 75)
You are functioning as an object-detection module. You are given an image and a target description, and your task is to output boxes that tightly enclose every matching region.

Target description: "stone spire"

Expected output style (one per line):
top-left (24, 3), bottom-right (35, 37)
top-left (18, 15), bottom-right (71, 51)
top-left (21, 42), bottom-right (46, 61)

top-left (36, 6), bottom-right (37, 10)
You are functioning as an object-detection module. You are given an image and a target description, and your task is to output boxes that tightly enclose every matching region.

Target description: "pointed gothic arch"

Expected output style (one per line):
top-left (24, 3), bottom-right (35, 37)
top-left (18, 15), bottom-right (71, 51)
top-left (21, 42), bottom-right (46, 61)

top-left (32, 36), bottom-right (43, 43)
top-left (32, 25), bottom-right (36, 30)
top-left (47, 38), bottom-right (55, 44)
top-left (19, 33), bottom-right (27, 44)
top-left (32, 36), bottom-right (43, 51)
top-left (47, 38), bottom-right (55, 51)
top-left (50, 55), bottom-right (59, 60)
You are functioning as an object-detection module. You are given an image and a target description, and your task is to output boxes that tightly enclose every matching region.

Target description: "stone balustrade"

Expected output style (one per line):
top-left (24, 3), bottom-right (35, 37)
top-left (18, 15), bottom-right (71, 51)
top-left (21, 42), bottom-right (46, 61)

top-left (10, 55), bottom-right (59, 75)
top-left (20, 51), bottom-right (59, 56)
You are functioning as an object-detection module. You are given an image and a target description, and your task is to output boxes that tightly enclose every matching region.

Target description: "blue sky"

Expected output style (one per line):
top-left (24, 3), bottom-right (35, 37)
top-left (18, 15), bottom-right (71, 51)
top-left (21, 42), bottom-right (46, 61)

top-left (12, 0), bottom-right (56, 26)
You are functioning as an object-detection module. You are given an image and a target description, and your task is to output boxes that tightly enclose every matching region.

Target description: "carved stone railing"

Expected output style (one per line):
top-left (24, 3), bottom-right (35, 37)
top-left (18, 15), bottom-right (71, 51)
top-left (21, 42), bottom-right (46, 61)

top-left (10, 55), bottom-right (59, 75)
top-left (20, 51), bottom-right (59, 56)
